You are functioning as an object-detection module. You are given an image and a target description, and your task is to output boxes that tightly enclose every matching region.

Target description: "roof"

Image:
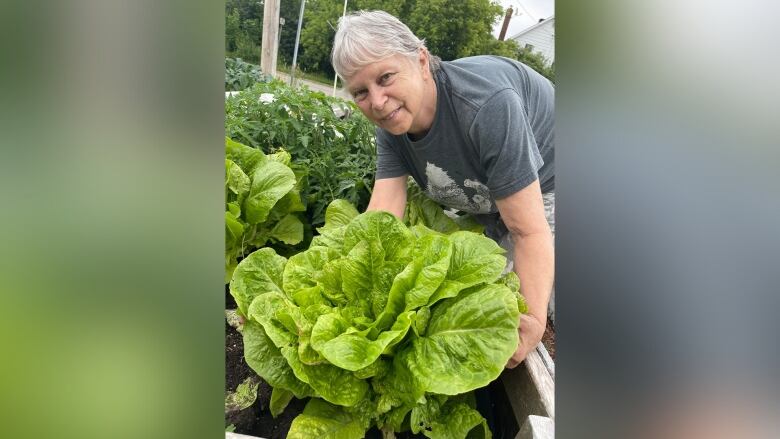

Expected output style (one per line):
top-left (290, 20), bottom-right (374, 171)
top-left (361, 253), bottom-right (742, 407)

top-left (507, 15), bottom-right (555, 41)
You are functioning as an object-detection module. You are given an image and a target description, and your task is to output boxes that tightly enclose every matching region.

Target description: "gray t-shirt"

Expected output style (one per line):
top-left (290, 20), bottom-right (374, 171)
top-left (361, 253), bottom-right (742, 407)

top-left (375, 55), bottom-right (554, 238)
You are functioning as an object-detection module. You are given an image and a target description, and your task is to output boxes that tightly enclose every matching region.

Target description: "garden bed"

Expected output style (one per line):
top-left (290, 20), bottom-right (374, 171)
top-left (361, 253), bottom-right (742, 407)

top-left (226, 289), bottom-right (556, 439)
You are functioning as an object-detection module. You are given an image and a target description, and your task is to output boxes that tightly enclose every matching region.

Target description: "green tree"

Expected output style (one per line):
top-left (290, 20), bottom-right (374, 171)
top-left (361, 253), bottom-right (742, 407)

top-left (226, 8), bottom-right (242, 52)
top-left (294, 0), bottom-right (508, 75)
top-left (299, 0), bottom-right (409, 75)
top-left (406, 0), bottom-right (503, 60)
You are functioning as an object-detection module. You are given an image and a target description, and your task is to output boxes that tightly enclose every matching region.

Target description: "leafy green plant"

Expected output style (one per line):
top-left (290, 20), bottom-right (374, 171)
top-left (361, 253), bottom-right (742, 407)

top-left (230, 201), bottom-right (527, 438)
top-left (225, 57), bottom-right (273, 91)
top-left (404, 181), bottom-right (485, 235)
top-left (225, 137), bottom-right (305, 283)
top-left (225, 81), bottom-right (376, 227)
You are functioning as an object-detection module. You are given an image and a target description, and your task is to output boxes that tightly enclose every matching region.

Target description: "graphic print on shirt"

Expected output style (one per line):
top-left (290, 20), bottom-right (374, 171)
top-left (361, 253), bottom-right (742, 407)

top-left (424, 162), bottom-right (494, 214)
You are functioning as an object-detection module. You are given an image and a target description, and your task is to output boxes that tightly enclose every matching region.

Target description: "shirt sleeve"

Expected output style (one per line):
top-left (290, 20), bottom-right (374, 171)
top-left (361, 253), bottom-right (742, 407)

top-left (374, 128), bottom-right (410, 179)
top-left (469, 88), bottom-right (544, 199)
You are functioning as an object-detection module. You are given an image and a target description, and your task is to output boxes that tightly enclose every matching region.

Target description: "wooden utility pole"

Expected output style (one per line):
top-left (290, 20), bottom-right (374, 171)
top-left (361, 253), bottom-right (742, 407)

top-left (498, 6), bottom-right (514, 41)
top-left (261, 0), bottom-right (281, 76)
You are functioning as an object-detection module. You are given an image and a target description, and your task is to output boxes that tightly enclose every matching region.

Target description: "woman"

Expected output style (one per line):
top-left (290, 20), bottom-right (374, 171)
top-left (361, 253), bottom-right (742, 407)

top-left (332, 10), bottom-right (554, 367)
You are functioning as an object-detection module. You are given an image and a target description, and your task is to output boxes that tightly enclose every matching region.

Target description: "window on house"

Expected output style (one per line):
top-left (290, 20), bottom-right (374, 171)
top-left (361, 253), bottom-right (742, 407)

top-left (525, 43), bottom-right (534, 51)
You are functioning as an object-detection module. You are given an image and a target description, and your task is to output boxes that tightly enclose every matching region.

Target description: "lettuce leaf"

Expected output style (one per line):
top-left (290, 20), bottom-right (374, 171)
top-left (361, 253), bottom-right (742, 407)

top-left (224, 137), bottom-right (304, 282)
top-left (287, 399), bottom-right (366, 439)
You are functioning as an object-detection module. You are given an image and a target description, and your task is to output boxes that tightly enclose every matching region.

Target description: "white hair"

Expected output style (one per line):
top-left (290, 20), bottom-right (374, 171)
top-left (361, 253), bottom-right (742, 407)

top-left (331, 10), bottom-right (441, 80)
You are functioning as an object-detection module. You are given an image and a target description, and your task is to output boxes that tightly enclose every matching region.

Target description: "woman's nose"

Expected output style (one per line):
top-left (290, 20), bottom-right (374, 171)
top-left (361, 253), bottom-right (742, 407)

top-left (369, 89), bottom-right (387, 111)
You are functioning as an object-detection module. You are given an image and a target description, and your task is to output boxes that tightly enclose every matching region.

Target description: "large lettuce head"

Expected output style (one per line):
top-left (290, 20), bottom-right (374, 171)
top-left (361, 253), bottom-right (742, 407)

top-left (230, 203), bottom-right (525, 438)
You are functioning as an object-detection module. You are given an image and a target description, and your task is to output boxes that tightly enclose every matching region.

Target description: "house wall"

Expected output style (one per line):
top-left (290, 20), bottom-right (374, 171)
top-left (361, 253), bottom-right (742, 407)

top-left (510, 18), bottom-right (555, 66)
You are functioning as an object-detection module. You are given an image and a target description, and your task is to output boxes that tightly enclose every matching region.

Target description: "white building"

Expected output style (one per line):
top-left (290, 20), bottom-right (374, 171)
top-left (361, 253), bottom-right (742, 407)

top-left (508, 16), bottom-right (555, 66)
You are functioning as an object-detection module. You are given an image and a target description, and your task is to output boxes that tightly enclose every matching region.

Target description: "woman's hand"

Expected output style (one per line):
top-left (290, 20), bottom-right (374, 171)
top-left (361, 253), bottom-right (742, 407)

top-left (506, 313), bottom-right (546, 368)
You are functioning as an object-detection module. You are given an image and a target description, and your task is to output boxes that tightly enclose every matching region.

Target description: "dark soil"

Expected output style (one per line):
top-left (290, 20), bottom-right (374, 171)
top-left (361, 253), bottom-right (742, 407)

top-left (225, 319), bottom-right (308, 438)
top-left (226, 285), bottom-right (307, 438)
top-left (541, 320), bottom-right (556, 360)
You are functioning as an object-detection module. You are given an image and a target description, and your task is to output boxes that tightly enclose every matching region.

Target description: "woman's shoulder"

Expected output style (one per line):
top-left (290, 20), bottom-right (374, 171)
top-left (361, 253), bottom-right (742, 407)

top-left (439, 56), bottom-right (528, 108)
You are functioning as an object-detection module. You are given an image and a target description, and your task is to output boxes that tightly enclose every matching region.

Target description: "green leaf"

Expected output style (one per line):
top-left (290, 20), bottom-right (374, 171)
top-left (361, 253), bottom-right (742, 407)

top-left (428, 232), bottom-right (506, 305)
top-left (242, 320), bottom-right (313, 399)
top-left (498, 271), bottom-right (521, 294)
top-left (230, 248), bottom-right (287, 317)
top-left (374, 234), bottom-right (453, 331)
top-left (422, 402), bottom-right (491, 439)
top-left (404, 285), bottom-right (520, 395)
top-left (280, 345), bottom-right (368, 407)
top-left (283, 246), bottom-right (341, 296)
top-left (247, 292), bottom-right (300, 349)
top-left (225, 210), bottom-right (245, 249)
top-left (343, 211), bottom-right (414, 263)
top-left (226, 159), bottom-right (251, 205)
top-left (340, 240), bottom-right (384, 304)
top-left (268, 148), bottom-right (292, 166)
top-left (406, 192), bottom-right (460, 234)
top-left (287, 399), bottom-right (366, 439)
top-left (410, 394), bottom-right (448, 434)
top-left (270, 387), bottom-right (294, 418)
top-left (225, 136), bottom-right (266, 176)
top-left (225, 376), bottom-right (260, 414)
top-left (319, 199), bottom-right (359, 231)
top-left (310, 224), bottom-right (347, 252)
top-left (310, 310), bottom-right (414, 371)
top-left (270, 214), bottom-right (304, 245)
top-left (243, 161), bottom-right (297, 224)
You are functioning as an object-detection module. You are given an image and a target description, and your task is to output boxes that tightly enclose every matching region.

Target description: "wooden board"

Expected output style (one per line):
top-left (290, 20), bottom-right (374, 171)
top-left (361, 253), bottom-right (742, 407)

top-left (500, 342), bottom-right (555, 424)
top-left (516, 415), bottom-right (555, 439)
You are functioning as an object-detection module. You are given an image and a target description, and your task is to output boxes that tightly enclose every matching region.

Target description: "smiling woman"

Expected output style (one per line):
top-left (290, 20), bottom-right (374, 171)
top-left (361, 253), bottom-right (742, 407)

top-left (343, 53), bottom-right (435, 137)
top-left (331, 10), bottom-right (557, 374)
top-left (332, 11), bottom-right (439, 138)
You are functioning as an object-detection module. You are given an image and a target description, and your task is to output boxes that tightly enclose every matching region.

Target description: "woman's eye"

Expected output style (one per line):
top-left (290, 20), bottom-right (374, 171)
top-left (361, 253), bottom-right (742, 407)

top-left (353, 90), bottom-right (367, 101)
top-left (380, 73), bottom-right (393, 84)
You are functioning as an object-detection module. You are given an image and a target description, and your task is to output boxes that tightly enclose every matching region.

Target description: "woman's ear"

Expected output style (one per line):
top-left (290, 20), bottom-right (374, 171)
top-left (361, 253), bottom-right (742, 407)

top-left (418, 48), bottom-right (429, 77)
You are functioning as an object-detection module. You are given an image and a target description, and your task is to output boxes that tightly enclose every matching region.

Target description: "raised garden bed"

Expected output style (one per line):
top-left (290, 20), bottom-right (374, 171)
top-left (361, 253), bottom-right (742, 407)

top-left (226, 284), bottom-right (555, 439)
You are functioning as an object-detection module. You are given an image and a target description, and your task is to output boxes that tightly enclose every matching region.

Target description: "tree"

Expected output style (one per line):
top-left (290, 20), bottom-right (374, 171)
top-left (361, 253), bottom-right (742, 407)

top-left (225, 0), bottom-right (553, 82)
top-left (298, 0), bottom-right (409, 75)
top-left (405, 0), bottom-right (503, 60)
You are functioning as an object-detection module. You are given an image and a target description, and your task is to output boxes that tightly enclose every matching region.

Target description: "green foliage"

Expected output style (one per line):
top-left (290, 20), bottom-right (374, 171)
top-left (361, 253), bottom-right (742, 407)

top-left (225, 80), bottom-right (376, 227)
top-left (224, 376), bottom-right (260, 414)
top-left (225, 137), bottom-right (306, 283)
top-left (231, 206), bottom-right (525, 438)
top-left (405, 0), bottom-right (503, 60)
top-left (225, 0), bottom-right (264, 62)
top-left (226, 0), bottom-right (307, 65)
top-left (299, 0), bottom-right (408, 74)
top-left (225, 58), bottom-right (273, 91)
top-left (404, 181), bottom-right (485, 235)
top-left (294, 0), bottom-right (508, 76)
top-left (225, 0), bottom-right (550, 84)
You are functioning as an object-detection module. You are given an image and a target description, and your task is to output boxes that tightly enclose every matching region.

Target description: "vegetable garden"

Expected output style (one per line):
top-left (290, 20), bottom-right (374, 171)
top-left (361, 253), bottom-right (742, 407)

top-left (225, 64), bottom-right (554, 439)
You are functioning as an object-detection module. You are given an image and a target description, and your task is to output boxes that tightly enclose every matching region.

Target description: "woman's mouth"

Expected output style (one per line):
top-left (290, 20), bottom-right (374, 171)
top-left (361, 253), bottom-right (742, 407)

top-left (381, 107), bottom-right (402, 122)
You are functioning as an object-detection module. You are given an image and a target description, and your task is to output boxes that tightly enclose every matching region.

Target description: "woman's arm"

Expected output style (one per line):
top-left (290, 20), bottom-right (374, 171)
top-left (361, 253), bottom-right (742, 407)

top-left (495, 179), bottom-right (554, 368)
top-left (366, 175), bottom-right (409, 219)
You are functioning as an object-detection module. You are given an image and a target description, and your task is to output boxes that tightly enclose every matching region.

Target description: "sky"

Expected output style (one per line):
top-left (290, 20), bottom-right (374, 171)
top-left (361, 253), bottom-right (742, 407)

top-left (490, 0), bottom-right (555, 39)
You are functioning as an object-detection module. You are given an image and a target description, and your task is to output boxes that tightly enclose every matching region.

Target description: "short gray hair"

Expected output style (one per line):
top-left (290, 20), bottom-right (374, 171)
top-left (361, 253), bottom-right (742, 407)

top-left (331, 10), bottom-right (441, 80)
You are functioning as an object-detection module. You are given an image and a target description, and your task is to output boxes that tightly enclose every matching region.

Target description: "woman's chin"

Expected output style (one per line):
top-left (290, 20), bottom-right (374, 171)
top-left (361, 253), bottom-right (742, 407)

top-left (381, 119), bottom-right (412, 135)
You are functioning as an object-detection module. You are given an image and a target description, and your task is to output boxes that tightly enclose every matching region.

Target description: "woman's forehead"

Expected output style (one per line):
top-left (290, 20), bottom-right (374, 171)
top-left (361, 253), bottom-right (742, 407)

top-left (346, 55), bottom-right (411, 85)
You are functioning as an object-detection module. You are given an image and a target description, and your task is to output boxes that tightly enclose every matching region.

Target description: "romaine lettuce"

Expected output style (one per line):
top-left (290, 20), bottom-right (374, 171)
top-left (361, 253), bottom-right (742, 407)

top-left (225, 137), bottom-right (305, 283)
top-left (231, 204), bottom-right (525, 438)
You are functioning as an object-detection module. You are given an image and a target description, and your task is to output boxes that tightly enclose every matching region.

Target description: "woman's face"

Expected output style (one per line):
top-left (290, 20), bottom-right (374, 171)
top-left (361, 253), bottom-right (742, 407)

top-left (345, 51), bottom-right (434, 136)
